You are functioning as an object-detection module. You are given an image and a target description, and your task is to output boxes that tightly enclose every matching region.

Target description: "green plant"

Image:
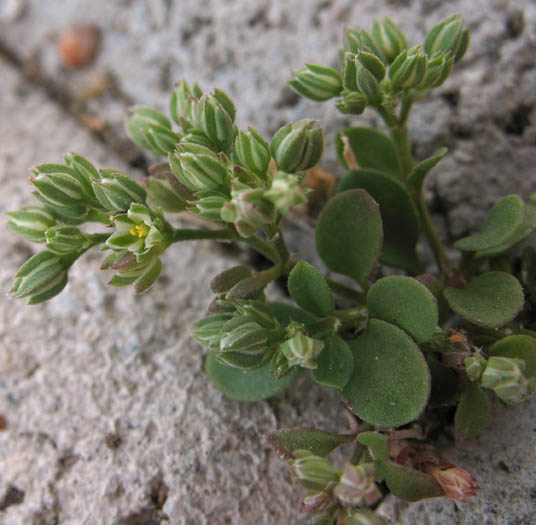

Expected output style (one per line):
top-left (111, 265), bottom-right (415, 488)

top-left (8, 13), bottom-right (536, 523)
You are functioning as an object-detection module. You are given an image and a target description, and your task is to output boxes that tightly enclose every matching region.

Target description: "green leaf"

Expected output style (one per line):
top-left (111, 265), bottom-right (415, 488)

top-left (342, 319), bottom-right (430, 427)
top-left (338, 169), bottom-right (420, 272)
top-left (454, 380), bottom-right (491, 438)
top-left (383, 462), bottom-right (443, 501)
top-left (476, 195), bottom-right (536, 259)
top-left (265, 301), bottom-right (318, 326)
top-left (443, 272), bottom-right (524, 328)
top-left (336, 127), bottom-right (401, 177)
top-left (265, 428), bottom-right (355, 460)
top-left (356, 431), bottom-right (389, 460)
top-left (367, 276), bottom-right (438, 343)
top-left (407, 147), bottom-right (448, 190)
top-left (316, 190), bottom-right (383, 287)
top-left (205, 352), bottom-right (301, 401)
top-left (210, 266), bottom-right (254, 294)
top-left (487, 335), bottom-right (536, 378)
top-left (288, 261), bottom-right (334, 317)
top-left (312, 335), bottom-right (354, 390)
top-left (454, 195), bottom-right (525, 252)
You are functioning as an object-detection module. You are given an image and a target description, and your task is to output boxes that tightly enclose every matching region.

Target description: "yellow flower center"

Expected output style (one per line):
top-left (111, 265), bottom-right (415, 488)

top-left (130, 224), bottom-right (148, 238)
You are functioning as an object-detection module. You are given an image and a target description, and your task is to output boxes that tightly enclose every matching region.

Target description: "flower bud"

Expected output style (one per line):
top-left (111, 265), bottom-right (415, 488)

top-left (199, 90), bottom-right (236, 153)
top-left (290, 64), bottom-right (343, 102)
top-left (220, 186), bottom-right (274, 237)
top-left (170, 143), bottom-right (230, 193)
top-left (7, 206), bottom-right (56, 243)
top-left (44, 203), bottom-right (89, 225)
top-left (234, 127), bottom-right (271, 180)
top-left (108, 253), bottom-right (163, 294)
top-left (464, 355), bottom-right (487, 382)
top-left (219, 315), bottom-right (270, 355)
top-left (356, 64), bottom-right (382, 104)
top-left (234, 301), bottom-right (279, 330)
top-left (211, 266), bottom-right (254, 294)
top-left (389, 47), bottom-right (428, 91)
top-left (333, 463), bottom-right (382, 507)
top-left (11, 251), bottom-right (69, 305)
top-left (194, 313), bottom-right (233, 348)
top-left (170, 80), bottom-right (203, 131)
top-left (424, 465), bottom-right (479, 502)
top-left (64, 153), bottom-right (100, 185)
top-left (343, 29), bottom-right (381, 58)
top-left (127, 106), bottom-right (180, 156)
top-left (343, 53), bottom-right (359, 91)
top-left (371, 17), bottom-right (408, 64)
top-left (417, 53), bottom-right (453, 90)
top-left (145, 176), bottom-right (187, 212)
top-left (291, 451), bottom-right (339, 492)
top-left (423, 14), bottom-right (464, 57)
top-left (301, 490), bottom-right (331, 514)
top-left (181, 129), bottom-right (215, 149)
top-left (32, 164), bottom-right (88, 208)
top-left (279, 326), bottom-right (324, 369)
top-left (190, 191), bottom-right (228, 222)
top-left (271, 120), bottom-right (324, 173)
top-left (264, 171), bottom-right (308, 215)
top-left (357, 50), bottom-right (386, 82)
top-left (106, 203), bottom-right (166, 257)
top-left (453, 29), bottom-right (470, 63)
top-left (336, 92), bottom-right (368, 115)
top-left (45, 225), bottom-right (88, 255)
top-left (92, 169), bottom-right (147, 212)
top-left (480, 356), bottom-right (531, 403)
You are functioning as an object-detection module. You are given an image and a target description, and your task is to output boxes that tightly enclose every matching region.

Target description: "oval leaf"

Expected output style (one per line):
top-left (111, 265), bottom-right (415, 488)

top-left (454, 380), bottom-right (490, 438)
top-left (454, 195), bottom-right (525, 252)
top-left (487, 335), bottom-right (536, 378)
top-left (205, 352), bottom-right (300, 401)
top-left (336, 127), bottom-right (401, 177)
top-left (316, 189), bottom-right (383, 287)
top-left (265, 428), bottom-right (355, 460)
top-left (407, 147), bottom-right (448, 190)
top-left (443, 272), bottom-right (524, 328)
top-left (288, 261), bottom-right (334, 317)
top-left (367, 276), bottom-right (438, 343)
top-left (339, 169), bottom-right (421, 272)
top-left (342, 319), bottom-right (431, 427)
top-left (383, 462), bottom-right (443, 501)
top-left (357, 431), bottom-right (389, 461)
top-left (312, 335), bottom-right (354, 390)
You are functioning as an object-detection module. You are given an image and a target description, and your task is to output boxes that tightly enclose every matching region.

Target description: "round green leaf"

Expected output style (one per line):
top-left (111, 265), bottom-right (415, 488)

top-left (288, 261), bottom-right (334, 317)
top-left (383, 462), bottom-right (443, 501)
top-left (205, 352), bottom-right (301, 401)
top-left (443, 272), bottom-right (524, 328)
top-left (316, 189), bottom-right (383, 287)
top-left (339, 169), bottom-right (420, 272)
top-left (367, 276), bottom-right (438, 343)
top-left (342, 319), bottom-right (431, 427)
top-left (336, 127), bottom-right (401, 177)
top-left (454, 195), bottom-right (525, 252)
top-left (487, 335), bottom-right (536, 378)
top-left (454, 380), bottom-right (490, 438)
top-left (312, 335), bottom-right (354, 390)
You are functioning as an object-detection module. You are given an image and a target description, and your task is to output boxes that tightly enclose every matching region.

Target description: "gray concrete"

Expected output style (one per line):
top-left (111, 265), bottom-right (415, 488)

top-left (0, 1), bottom-right (535, 523)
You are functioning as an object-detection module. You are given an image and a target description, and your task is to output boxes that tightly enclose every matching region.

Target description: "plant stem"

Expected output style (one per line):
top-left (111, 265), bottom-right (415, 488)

top-left (326, 278), bottom-right (366, 305)
top-left (398, 92), bottom-right (415, 126)
top-left (334, 306), bottom-right (368, 332)
top-left (389, 124), bottom-right (414, 178)
top-left (244, 234), bottom-right (281, 264)
top-left (172, 227), bottom-right (237, 243)
top-left (254, 264), bottom-right (284, 284)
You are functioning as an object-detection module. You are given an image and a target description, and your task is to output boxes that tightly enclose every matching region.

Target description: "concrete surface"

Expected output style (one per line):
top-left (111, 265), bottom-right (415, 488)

top-left (0, 1), bottom-right (535, 524)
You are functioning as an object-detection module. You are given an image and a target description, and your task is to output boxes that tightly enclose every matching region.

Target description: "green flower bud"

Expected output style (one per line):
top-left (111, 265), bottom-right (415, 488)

top-left (45, 225), bottom-right (88, 255)
top-left (279, 326), bottom-right (324, 369)
top-left (221, 186), bottom-right (274, 238)
top-left (127, 106), bottom-right (180, 156)
top-left (343, 29), bottom-right (381, 58)
top-left (389, 47), bottom-right (428, 91)
top-left (481, 356), bottom-right (532, 403)
top-left (64, 153), bottom-right (100, 185)
top-left (417, 53), bottom-right (453, 90)
top-left (190, 191), bottom-right (228, 222)
top-left (234, 301), bottom-right (279, 329)
top-left (210, 266), bottom-right (254, 294)
top-left (170, 80), bottom-right (203, 131)
top-left (181, 129), bottom-right (215, 149)
top-left (7, 206), bottom-right (56, 243)
top-left (371, 17), bottom-right (408, 64)
top-left (144, 176), bottom-right (187, 212)
top-left (92, 169), bottom-right (147, 212)
top-left (357, 50), bottom-right (386, 82)
top-left (106, 203), bottom-right (166, 257)
top-left (42, 203), bottom-right (89, 225)
top-left (219, 315), bottom-right (270, 355)
top-left (170, 143), bottom-right (230, 193)
top-left (11, 251), bottom-right (69, 305)
top-left (464, 355), bottom-right (487, 382)
top-left (356, 64), bottom-right (382, 104)
top-left (234, 127), bottom-right (271, 179)
top-left (271, 120), bottom-right (324, 173)
top-left (290, 64), bottom-right (343, 102)
top-left (199, 90), bottom-right (236, 153)
top-left (343, 53), bottom-right (359, 91)
top-left (336, 91), bottom-right (368, 115)
top-left (291, 451), bottom-right (339, 492)
top-left (334, 463), bottom-right (381, 507)
top-left (108, 253), bottom-right (163, 294)
top-left (423, 14), bottom-right (464, 57)
top-left (453, 28), bottom-right (470, 63)
top-left (194, 313), bottom-right (233, 348)
top-left (264, 171), bottom-right (308, 215)
top-left (32, 164), bottom-right (88, 208)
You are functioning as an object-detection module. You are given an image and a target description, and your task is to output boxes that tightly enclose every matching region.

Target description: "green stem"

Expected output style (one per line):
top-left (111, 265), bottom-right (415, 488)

top-left (334, 306), bottom-right (368, 332)
top-left (264, 225), bottom-right (291, 267)
top-left (398, 92), bottom-right (415, 126)
top-left (254, 264), bottom-right (284, 284)
top-left (326, 278), bottom-right (366, 305)
top-left (171, 227), bottom-right (237, 243)
top-left (389, 124), bottom-right (414, 178)
top-left (244, 234), bottom-right (280, 264)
